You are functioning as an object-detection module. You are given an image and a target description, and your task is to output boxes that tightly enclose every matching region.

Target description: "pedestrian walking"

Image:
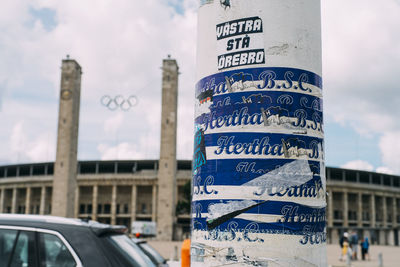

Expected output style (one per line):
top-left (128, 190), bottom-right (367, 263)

top-left (340, 232), bottom-right (349, 261)
top-left (361, 237), bottom-right (370, 260)
top-left (350, 230), bottom-right (359, 260)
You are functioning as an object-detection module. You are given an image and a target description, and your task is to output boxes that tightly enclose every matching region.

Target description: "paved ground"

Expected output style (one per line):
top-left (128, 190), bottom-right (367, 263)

top-left (148, 241), bottom-right (400, 266)
top-left (327, 244), bottom-right (399, 267)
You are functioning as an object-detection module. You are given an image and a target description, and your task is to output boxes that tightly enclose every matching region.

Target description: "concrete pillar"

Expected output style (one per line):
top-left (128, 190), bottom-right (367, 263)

top-left (130, 185), bottom-right (137, 223)
top-left (388, 230), bottom-right (395, 246)
top-left (357, 192), bottom-right (363, 227)
top-left (371, 194), bottom-right (376, 228)
top-left (383, 196), bottom-right (387, 228)
top-left (343, 191), bottom-right (348, 227)
top-left (52, 58), bottom-right (82, 218)
top-left (111, 185), bottom-right (117, 225)
top-left (11, 188), bottom-right (17, 214)
top-left (393, 197), bottom-right (398, 227)
top-left (331, 229), bottom-right (340, 245)
top-left (152, 185), bottom-right (157, 222)
top-left (379, 230), bottom-right (386, 245)
top-left (156, 58), bottom-right (178, 241)
top-left (328, 190), bottom-right (333, 227)
top-left (364, 230), bottom-right (371, 240)
top-left (0, 187), bottom-right (4, 213)
top-left (40, 186), bottom-right (46, 215)
top-left (92, 185), bottom-right (98, 221)
top-left (25, 187), bottom-right (31, 214)
top-left (74, 186), bottom-right (79, 218)
top-left (193, 1), bottom-right (324, 265)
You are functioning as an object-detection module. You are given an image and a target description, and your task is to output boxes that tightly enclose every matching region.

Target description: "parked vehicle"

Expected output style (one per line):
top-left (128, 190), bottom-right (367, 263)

top-left (0, 214), bottom-right (156, 267)
top-left (131, 237), bottom-right (168, 267)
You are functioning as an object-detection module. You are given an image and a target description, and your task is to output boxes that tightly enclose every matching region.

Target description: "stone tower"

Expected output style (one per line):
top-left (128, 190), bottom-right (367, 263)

top-left (52, 58), bottom-right (82, 217)
top-left (157, 57), bottom-right (179, 240)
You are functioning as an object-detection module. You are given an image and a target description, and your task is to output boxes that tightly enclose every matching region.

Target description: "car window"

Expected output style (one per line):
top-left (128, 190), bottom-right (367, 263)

top-left (0, 229), bottom-right (36, 267)
top-left (138, 242), bottom-right (166, 265)
top-left (0, 229), bottom-right (18, 266)
top-left (108, 234), bottom-right (156, 267)
top-left (39, 232), bottom-right (76, 267)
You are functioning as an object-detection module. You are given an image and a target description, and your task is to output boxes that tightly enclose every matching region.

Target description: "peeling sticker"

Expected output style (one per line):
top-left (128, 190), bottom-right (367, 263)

top-left (243, 159), bottom-right (313, 193)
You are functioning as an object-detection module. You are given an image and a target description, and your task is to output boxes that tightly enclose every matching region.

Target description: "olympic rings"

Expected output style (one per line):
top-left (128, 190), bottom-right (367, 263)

top-left (101, 95), bottom-right (138, 111)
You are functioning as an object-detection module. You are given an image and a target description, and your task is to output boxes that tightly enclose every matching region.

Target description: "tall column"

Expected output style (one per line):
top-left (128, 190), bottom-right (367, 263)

top-left (343, 191), bottom-right (348, 227)
top-left (111, 185), bottom-right (117, 225)
top-left (52, 58), bottom-right (82, 218)
top-left (11, 188), bottom-right (17, 214)
top-left (393, 197), bottom-right (398, 227)
top-left (156, 57), bottom-right (178, 241)
top-left (92, 185), bottom-right (98, 221)
top-left (328, 190), bottom-right (333, 227)
top-left (130, 185), bottom-right (137, 223)
top-left (25, 187), bottom-right (31, 214)
top-left (357, 192), bottom-right (363, 227)
top-left (193, 1), bottom-right (325, 266)
top-left (40, 186), bottom-right (46, 215)
top-left (74, 186), bottom-right (80, 218)
top-left (0, 188), bottom-right (4, 213)
top-left (152, 185), bottom-right (157, 222)
top-left (383, 196), bottom-right (387, 228)
top-left (371, 194), bottom-right (376, 228)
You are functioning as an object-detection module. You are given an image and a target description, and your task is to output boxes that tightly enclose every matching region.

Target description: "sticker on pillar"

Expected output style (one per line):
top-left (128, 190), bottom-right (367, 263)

top-left (195, 67), bottom-right (323, 98)
top-left (220, 0), bottom-right (231, 9)
top-left (196, 89), bottom-right (214, 115)
top-left (225, 72), bottom-right (255, 92)
top-left (193, 128), bottom-right (207, 175)
top-left (216, 17), bottom-right (265, 70)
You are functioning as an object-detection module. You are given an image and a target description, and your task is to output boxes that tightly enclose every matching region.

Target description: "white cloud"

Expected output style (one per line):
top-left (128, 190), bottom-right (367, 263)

top-left (378, 131), bottom-right (400, 174)
top-left (376, 166), bottom-right (395, 175)
top-left (26, 134), bottom-right (56, 162)
top-left (98, 143), bottom-right (143, 160)
top-left (323, 0), bottom-right (400, 132)
top-left (103, 113), bottom-right (125, 135)
top-left (322, 0), bottom-right (400, 174)
top-left (0, 0), bottom-right (197, 165)
top-left (8, 121), bottom-right (55, 163)
top-left (341, 160), bottom-right (374, 172)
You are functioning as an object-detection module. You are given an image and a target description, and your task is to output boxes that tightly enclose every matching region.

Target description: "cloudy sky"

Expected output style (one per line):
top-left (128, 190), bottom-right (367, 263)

top-left (0, 0), bottom-right (399, 175)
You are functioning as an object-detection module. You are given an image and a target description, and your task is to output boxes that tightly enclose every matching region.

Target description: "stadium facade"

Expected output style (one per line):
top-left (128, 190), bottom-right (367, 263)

top-left (0, 161), bottom-right (400, 245)
top-left (0, 58), bottom-right (399, 245)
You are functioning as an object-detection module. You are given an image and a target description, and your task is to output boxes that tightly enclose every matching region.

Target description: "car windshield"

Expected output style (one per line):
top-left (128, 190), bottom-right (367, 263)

top-left (109, 234), bottom-right (156, 267)
top-left (138, 242), bottom-right (166, 264)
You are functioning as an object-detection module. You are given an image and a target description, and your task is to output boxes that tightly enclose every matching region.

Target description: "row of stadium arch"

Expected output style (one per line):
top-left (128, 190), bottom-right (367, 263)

top-left (0, 160), bottom-right (399, 245)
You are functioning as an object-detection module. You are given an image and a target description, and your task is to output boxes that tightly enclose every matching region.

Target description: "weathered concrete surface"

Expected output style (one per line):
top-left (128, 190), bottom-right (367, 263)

top-left (156, 58), bottom-right (179, 241)
top-left (52, 59), bottom-right (82, 218)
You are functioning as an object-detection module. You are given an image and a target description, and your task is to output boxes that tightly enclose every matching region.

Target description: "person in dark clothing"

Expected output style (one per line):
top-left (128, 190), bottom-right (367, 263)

top-left (361, 237), bottom-right (370, 260)
top-left (339, 232), bottom-right (348, 248)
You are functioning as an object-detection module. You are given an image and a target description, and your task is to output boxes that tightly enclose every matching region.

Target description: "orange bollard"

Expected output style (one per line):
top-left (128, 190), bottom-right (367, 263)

top-left (181, 238), bottom-right (190, 267)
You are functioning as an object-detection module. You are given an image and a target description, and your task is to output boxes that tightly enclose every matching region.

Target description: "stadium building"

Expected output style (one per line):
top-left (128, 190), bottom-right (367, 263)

top-left (0, 58), bottom-right (399, 245)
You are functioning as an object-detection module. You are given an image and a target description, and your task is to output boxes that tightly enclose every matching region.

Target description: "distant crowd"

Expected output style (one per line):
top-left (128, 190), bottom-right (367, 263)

top-left (339, 231), bottom-right (370, 261)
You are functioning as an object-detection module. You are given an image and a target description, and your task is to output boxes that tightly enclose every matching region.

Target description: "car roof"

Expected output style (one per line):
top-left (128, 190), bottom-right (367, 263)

top-left (0, 214), bottom-right (127, 236)
top-left (0, 214), bottom-right (85, 225)
top-left (131, 237), bottom-right (147, 244)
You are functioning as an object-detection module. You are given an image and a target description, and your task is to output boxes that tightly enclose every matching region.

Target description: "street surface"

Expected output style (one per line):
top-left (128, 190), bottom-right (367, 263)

top-left (149, 241), bottom-right (400, 267)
